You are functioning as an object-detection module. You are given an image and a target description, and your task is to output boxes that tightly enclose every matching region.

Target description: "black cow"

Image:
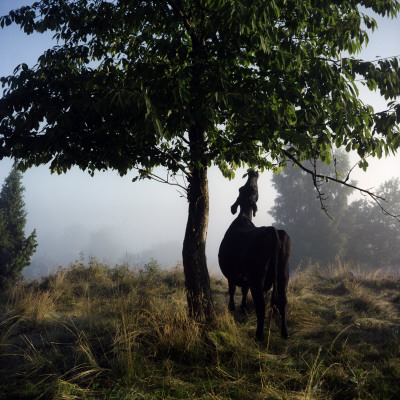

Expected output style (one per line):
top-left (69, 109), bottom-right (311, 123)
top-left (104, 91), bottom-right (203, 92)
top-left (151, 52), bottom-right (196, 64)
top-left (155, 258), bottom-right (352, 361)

top-left (218, 171), bottom-right (290, 340)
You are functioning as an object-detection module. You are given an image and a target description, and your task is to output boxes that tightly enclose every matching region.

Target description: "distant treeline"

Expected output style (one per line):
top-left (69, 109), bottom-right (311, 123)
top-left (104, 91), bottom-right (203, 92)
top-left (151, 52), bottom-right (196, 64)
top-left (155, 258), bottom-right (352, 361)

top-left (270, 150), bottom-right (400, 270)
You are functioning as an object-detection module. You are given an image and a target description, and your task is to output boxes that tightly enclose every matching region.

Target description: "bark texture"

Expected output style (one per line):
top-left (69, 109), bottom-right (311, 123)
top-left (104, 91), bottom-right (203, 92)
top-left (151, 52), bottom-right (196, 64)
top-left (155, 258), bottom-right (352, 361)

top-left (182, 165), bottom-right (215, 321)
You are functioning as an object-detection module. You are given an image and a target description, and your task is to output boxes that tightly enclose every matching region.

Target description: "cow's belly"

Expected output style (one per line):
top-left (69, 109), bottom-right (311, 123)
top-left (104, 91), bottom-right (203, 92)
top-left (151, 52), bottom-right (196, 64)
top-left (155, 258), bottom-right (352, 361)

top-left (219, 253), bottom-right (248, 287)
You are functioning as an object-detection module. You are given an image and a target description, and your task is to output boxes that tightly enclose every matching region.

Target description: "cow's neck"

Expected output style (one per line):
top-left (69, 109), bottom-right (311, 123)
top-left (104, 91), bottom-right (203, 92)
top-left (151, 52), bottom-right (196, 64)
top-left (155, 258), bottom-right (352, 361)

top-left (239, 208), bottom-right (253, 222)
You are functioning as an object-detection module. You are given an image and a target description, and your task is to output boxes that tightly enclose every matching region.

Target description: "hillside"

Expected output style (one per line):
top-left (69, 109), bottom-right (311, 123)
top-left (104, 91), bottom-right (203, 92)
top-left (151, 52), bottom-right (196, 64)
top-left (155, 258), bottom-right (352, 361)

top-left (1, 260), bottom-right (399, 399)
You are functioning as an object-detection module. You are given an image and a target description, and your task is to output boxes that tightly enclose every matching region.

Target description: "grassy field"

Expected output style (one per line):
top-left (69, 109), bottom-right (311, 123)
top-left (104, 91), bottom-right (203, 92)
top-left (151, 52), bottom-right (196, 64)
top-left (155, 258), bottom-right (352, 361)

top-left (1, 259), bottom-right (400, 400)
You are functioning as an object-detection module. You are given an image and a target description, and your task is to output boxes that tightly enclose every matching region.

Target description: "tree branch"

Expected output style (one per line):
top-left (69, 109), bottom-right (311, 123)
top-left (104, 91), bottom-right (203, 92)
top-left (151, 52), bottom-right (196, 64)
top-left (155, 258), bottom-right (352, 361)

top-left (149, 171), bottom-right (187, 190)
top-left (282, 149), bottom-right (400, 222)
top-left (136, 169), bottom-right (188, 197)
top-left (310, 157), bottom-right (332, 219)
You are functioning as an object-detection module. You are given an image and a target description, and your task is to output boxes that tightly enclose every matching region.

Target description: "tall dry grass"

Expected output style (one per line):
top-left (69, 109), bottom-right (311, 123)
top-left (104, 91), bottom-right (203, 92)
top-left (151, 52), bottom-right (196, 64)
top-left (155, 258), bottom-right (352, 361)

top-left (6, 283), bottom-right (58, 325)
top-left (1, 259), bottom-right (400, 400)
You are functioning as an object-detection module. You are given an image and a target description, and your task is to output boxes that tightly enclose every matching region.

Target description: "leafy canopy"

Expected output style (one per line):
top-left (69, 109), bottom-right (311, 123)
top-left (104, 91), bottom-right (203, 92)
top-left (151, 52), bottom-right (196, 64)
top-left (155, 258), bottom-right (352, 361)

top-left (1, 0), bottom-right (400, 179)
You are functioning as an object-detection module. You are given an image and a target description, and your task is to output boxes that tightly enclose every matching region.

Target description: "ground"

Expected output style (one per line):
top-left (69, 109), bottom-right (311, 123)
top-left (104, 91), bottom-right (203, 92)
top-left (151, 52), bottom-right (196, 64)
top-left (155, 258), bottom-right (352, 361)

top-left (1, 260), bottom-right (399, 399)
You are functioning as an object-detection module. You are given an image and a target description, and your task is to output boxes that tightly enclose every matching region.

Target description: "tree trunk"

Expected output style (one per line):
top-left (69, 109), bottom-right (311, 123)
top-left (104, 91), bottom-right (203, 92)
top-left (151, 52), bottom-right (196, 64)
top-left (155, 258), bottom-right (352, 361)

top-left (182, 165), bottom-right (215, 322)
top-left (182, 25), bottom-right (215, 320)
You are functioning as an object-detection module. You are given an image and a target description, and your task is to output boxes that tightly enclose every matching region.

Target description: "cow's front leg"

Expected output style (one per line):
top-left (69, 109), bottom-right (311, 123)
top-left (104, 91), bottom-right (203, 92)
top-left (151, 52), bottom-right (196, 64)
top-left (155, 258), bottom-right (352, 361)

top-left (240, 285), bottom-right (249, 312)
top-left (228, 280), bottom-right (236, 312)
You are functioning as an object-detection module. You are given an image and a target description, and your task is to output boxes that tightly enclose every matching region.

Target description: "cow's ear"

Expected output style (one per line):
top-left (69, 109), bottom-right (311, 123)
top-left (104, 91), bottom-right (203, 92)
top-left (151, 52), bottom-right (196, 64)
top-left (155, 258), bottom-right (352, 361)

top-left (231, 202), bottom-right (238, 214)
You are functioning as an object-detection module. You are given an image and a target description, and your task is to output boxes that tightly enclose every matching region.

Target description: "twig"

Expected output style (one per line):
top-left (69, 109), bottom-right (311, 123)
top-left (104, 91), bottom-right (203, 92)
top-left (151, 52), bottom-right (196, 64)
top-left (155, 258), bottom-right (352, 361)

top-left (310, 157), bottom-right (332, 219)
top-left (147, 170), bottom-right (188, 194)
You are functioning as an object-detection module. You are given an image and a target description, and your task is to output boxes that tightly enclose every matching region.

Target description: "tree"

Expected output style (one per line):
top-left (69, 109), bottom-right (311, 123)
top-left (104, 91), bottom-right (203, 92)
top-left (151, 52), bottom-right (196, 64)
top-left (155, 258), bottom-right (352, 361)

top-left (0, 166), bottom-right (37, 285)
top-left (344, 178), bottom-right (400, 268)
top-left (1, 1), bottom-right (400, 318)
top-left (269, 151), bottom-right (353, 267)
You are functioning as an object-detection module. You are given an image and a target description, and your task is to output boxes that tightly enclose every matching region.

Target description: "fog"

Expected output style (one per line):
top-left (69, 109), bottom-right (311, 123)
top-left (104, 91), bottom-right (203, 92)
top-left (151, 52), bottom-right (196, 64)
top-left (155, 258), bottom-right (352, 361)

top-left (3, 162), bottom-right (276, 277)
top-left (0, 1), bottom-right (399, 277)
top-left (1, 155), bottom-right (399, 279)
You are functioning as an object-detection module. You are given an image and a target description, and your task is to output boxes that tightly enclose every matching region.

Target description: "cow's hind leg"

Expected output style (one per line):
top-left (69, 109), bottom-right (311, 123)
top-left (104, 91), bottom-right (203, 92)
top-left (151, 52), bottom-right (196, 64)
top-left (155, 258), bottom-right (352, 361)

top-left (277, 294), bottom-right (289, 339)
top-left (277, 229), bottom-right (290, 339)
top-left (250, 285), bottom-right (266, 341)
top-left (240, 285), bottom-right (249, 312)
top-left (228, 280), bottom-right (236, 312)
top-left (271, 288), bottom-right (288, 339)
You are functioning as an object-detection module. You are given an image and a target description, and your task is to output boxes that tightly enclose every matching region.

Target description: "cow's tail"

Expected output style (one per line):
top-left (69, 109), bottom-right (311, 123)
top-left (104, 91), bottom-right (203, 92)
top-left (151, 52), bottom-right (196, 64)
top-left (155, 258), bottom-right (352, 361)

top-left (271, 227), bottom-right (280, 310)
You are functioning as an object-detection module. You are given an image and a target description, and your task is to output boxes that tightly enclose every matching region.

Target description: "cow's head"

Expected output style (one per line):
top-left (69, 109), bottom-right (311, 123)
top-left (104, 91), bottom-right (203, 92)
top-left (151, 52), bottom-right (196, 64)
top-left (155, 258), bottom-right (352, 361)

top-left (231, 170), bottom-right (259, 217)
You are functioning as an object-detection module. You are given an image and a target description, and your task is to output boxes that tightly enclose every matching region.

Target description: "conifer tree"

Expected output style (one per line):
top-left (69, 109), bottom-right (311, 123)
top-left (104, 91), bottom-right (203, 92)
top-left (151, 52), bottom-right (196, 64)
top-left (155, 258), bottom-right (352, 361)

top-left (269, 151), bottom-right (352, 267)
top-left (344, 178), bottom-right (400, 268)
top-left (0, 166), bottom-right (37, 285)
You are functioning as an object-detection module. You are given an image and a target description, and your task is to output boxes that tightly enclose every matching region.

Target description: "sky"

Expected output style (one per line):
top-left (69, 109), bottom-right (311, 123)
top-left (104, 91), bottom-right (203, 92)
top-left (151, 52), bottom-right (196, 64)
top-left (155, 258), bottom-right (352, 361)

top-left (0, 1), bottom-right (400, 276)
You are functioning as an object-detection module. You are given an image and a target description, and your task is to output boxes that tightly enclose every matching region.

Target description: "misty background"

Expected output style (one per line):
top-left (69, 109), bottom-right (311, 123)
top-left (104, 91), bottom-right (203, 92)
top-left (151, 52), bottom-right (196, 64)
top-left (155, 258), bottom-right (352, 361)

top-left (1, 1), bottom-right (400, 278)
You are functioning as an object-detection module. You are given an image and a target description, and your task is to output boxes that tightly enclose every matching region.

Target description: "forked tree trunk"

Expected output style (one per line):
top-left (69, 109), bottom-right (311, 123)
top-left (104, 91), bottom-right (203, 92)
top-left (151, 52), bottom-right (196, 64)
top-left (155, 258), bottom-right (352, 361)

top-left (182, 165), bottom-right (215, 322)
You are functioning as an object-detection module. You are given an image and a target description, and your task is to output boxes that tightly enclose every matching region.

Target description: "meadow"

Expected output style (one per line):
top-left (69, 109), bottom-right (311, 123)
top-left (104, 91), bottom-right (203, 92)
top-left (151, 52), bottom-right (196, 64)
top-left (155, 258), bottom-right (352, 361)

top-left (1, 259), bottom-right (399, 400)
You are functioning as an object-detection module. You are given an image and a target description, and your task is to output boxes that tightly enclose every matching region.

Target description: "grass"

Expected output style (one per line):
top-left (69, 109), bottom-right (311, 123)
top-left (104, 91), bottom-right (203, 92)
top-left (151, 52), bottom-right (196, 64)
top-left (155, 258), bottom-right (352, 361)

top-left (1, 258), bottom-right (400, 399)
